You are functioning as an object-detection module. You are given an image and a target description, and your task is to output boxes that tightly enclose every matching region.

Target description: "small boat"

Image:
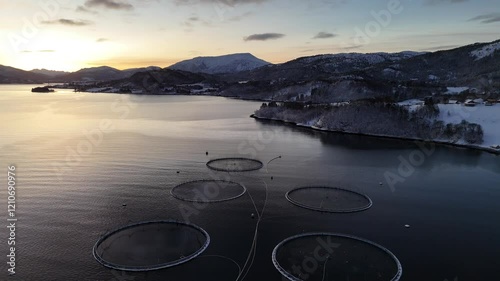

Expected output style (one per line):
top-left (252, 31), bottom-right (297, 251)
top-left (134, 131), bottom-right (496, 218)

top-left (31, 86), bottom-right (54, 93)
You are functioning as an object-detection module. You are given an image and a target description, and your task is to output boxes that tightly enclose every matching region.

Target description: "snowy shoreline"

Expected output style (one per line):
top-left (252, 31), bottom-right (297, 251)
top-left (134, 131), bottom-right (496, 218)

top-left (250, 114), bottom-right (500, 155)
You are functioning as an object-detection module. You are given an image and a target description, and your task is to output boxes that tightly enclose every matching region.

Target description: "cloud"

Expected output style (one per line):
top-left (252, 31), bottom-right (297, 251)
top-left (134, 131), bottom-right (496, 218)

top-left (20, 50), bottom-right (56, 53)
top-left (244, 33), bottom-right (285, 41)
top-left (76, 6), bottom-right (98, 14)
top-left (227, 11), bottom-right (253, 22)
top-left (41, 19), bottom-right (93, 26)
top-left (174, 0), bottom-right (270, 6)
top-left (336, 44), bottom-right (363, 51)
top-left (424, 0), bottom-right (468, 5)
top-left (88, 57), bottom-right (178, 69)
top-left (96, 38), bottom-right (109, 42)
top-left (182, 15), bottom-right (211, 30)
top-left (313, 32), bottom-right (337, 39)
top-left (468, 13), bottom-right (500, 24)
top-left (419, 45), bottom-right (459, 51)
top-left (299, 43), bottom-right (362, 53)
top-left (299, 47), bottom-right (335, 53)
top-left (84, 0), bottom-right (134, 10)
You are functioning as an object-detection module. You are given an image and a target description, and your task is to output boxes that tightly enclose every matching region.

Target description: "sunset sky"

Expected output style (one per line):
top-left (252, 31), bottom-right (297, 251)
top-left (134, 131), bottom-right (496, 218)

top-left (1, 0), bottom-right (499, 71)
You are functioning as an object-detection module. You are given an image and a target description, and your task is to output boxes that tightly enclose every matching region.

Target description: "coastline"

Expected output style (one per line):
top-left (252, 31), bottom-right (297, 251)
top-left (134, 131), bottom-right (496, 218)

top-left (40, 87), bottom-right (500, 156)
top-left (250, 114), bottom-right (500, 156)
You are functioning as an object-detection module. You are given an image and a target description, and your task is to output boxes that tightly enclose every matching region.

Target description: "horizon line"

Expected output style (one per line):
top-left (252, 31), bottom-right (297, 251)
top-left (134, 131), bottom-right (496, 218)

top-left (5, 39), bottom-right (495, 72)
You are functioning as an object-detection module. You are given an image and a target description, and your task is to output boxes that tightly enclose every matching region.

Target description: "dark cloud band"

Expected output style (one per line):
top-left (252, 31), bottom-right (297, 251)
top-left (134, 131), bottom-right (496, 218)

top-left (313, 32), bottom-right (337, 39)
top-left (41, 19), bottom-right (93, 26)
top-left (175, 0), bottom-right (270, 6)
top-left (424, 0), bottom-right (468, 5)
top-left (244, 33), bottom-right (285, 41)
top-left (84, 0), bottom-right (134, 10)
top-left (469, 13), bottom-right (500, 24)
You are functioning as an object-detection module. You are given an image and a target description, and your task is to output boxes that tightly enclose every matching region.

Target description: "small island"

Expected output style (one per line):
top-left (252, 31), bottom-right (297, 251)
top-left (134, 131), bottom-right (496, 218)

top-left (31, 86), bottom-right (54, 93)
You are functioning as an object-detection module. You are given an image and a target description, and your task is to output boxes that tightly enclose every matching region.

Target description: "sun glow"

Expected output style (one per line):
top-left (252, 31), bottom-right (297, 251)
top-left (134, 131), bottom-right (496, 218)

top-left (4, 30), bottom-right (129, 71)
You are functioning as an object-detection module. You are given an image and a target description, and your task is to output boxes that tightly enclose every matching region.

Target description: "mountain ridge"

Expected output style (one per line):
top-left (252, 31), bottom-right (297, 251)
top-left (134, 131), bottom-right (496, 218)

top-left (1, 40), bottom-right (499, 89)
top-left (168, 53), bottom-right (271, 74)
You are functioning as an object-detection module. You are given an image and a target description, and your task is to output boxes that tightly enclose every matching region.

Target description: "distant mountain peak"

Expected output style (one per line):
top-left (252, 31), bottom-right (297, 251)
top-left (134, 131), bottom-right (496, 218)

top-left (192, 53), bottom-right (256, 59)
top-left (30, 68), bottom-right (69, 77)
top-left (78, 66), bottom-right (120, 72)
top-left (168, 53), bottom-right (271, 74)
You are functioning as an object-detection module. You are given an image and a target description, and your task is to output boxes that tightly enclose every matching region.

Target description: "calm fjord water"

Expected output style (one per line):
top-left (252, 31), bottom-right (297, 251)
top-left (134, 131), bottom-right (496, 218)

top-left (0, 85), bottom-right (499, 281)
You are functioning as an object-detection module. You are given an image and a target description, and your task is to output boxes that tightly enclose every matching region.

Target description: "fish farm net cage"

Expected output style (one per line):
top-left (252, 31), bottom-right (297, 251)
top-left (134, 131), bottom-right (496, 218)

top-left (171, 180), bottom-right (247, 203)
top-left (93, 220), bottom-right (210, 271)
top-left (206, 158), bottom-right (263, 172)
top-left (285, 186), bottom-right (372, 213)
top-left (272, 233), bottom-right (402, 281)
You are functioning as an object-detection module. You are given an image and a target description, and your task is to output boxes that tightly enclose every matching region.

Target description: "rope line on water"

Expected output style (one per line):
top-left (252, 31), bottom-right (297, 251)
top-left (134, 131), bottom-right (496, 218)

top-left (210, 155), bottom-right (280, 281)
top-left (235, 181), bottom-right (262, 281)
top-left (321, 255), bottom-right (330, 281)
top-left (265, 155), bottom-right (281, 173)
top-left (240, 178), bottom-right (268, 281)
top-left (237, 156), bottom-right (279, 281)
top-left (197, 255), bottom-right (242, 276)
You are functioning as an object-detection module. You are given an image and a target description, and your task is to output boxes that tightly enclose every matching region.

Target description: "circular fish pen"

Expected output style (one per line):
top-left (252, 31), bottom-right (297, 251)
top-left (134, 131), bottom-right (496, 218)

top-left (206, 158), bottom-right (263, 172)
top-left (171, 180), bottom-right (247, 203)
top-left (272, 233), bottom-right (402, 281)
top-left (93, 220), bottom-right (210, 271)
top-left (285, 186), bottom-right (372, 213)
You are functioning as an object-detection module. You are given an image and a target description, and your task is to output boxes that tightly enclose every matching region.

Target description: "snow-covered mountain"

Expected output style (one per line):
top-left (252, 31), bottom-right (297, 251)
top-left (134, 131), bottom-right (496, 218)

top-left (223, 51), bottom-right (426, 83)
top-left (218, 40), bottom-right (500, 101)
top-left (470, 41), bottom-right (500, 61)
top-left (1, 39), bottom-right (499, 89)
top-left (30, 69), bottom-right (69, 77)
top-left (367, 39), bottom-right (500, 86)
top-left (290, 51), bottom-right (425, 66)
top-left (122, 66), bottom-right (161, 78)
top-left (168, 53), bottom-right (270, 74)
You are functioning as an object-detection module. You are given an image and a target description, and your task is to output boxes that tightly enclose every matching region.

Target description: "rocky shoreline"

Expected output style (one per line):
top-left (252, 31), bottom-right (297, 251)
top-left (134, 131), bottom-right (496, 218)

top-left (251, 114), bottom-right (500, 156)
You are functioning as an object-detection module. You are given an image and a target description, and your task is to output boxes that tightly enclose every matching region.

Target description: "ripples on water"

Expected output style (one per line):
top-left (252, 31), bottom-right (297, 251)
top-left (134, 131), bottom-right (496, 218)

top-left (0, 85), bottom-right (499, 280)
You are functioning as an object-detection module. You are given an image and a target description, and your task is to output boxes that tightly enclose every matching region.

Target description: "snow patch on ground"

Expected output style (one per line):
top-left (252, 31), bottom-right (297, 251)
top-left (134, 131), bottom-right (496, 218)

top-left (398, 99), bottom-right (424, 106)
top-left (470, 42), bottom-right (500, 60)
top-left (87, 87), bottom-right (109, 93)
top-left (446, 87), bottom-right (469, 94)
top-left (438, 104), bottom-right (500, 148)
